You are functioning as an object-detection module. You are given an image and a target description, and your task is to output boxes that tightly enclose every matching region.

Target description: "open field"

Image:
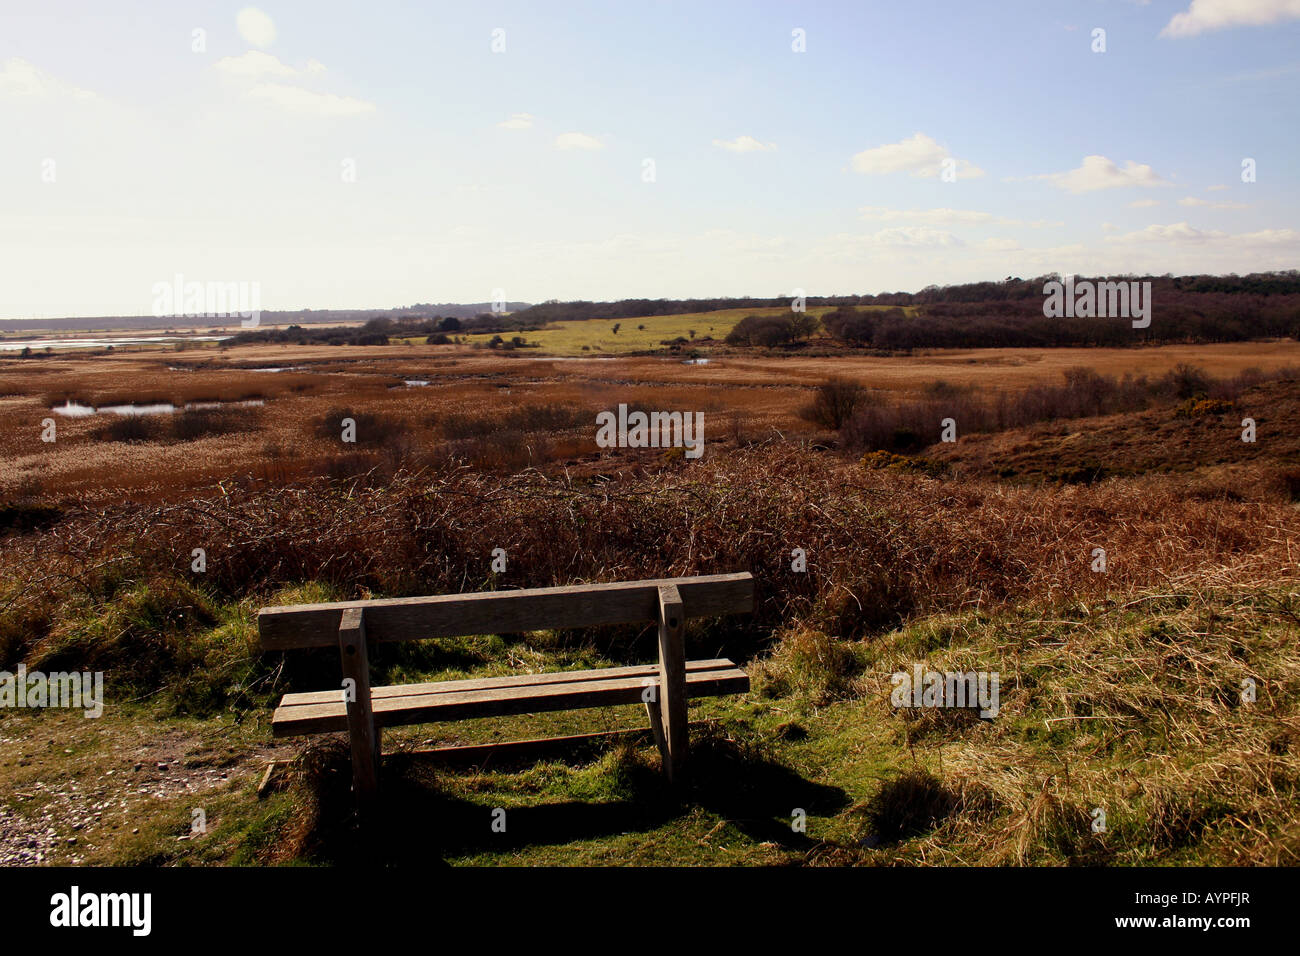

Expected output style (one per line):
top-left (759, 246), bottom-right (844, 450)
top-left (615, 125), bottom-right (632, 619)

top-left (450, 305), bottom-right (918, 355)
top-left (3, 336), bottom-right (1300, 867)
top-left (5, 338), bottom-right (1300, 502)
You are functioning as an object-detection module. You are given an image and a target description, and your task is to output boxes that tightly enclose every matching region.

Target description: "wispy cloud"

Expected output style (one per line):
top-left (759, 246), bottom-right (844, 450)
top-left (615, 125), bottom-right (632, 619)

top-left (216, 48), bottom-right (372, 116)
top-left (1105, 222), bottom-right (1299, 246)
top-left (555, 132), bottom-right (604, 150)
top-left (1035, 155), bottom-right (1169, 193)
top-left (215, 51), bottom-right (325, 79)
top-left (713, 135), bottom-right (776, 153)
top-left (867, 226), bottom-right (963, 248)
top-left (246, 83), bottom-right (375, 116)
top-left (0, 57), bottom-right (97, 100)
top-left (1161, 0), bottom-right (1300, 38)
top-left (859, 206), bottom-right (1060, 227)
top-left (497, 112), bottom-right (534, 129)
top-left (1178, 196), bottom-right (1249, 209)
top-left (850, 132), bottom-right (983, 179)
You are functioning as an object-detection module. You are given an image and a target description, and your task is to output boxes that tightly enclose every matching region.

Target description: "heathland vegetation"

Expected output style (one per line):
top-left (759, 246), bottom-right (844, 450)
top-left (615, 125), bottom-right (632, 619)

top-left (24, 270), bottom-right (1280, 360)
top-left (1, 289), bottom-right (1299, 866)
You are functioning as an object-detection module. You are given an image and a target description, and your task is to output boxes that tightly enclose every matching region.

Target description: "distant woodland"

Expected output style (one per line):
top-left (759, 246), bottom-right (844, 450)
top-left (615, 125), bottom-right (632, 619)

top-left (7, 273), bottom-right (1298, 351)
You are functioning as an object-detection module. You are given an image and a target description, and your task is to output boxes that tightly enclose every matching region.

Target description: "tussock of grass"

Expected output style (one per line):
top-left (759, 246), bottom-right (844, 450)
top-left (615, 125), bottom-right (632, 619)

top-left (786, 583), bottom-right (1300, 866)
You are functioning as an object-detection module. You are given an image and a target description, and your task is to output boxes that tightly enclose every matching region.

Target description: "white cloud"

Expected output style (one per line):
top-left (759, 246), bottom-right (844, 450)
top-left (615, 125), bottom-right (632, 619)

top-left (1108, 222), bottom-right (1225, 243)
top-left (216, 52), bottom-right (368, 117)
top-left (1038, 155), bottom-right (1168, 193)
top-left (914, 158), bottom-right (984, 180)
top-left (215, 51), bottom-right (315, 78)
top-left (555, 132), bottom-right (604, 150)
top-left (246, 83), bottom-right (375, 116)
top-left (237, 7), bottom-right (277, 48)
top-left (1129, 198), bottom-right (1162, 207)
top-left (498, 112), bottom-right (534, 129)
top-left (869, 226), bottom-right (962, 248)
top-left (861, 206), bottom-right (993, 224)
top-left (850, 132), bottom-right (983, 179)
top-left (1178, 196), bottom-right (1249, 209)
top-left (978, 237), bottom-right (1022, 251)
top-left (1206, 184), bottom-right (1229, 191)
top-left (0, 57), bottom-right (97, 100)
top-left (859, 206), bottom-right (1060, 227)
top-left (713, 135), bottom-right (776, 153)
top-left (1161, 0), bottom-right (1300, 38)
top-left (1235, 228), bottom-right (1300, 244)
top-left (1102, 222), bottom-right (1300, 245)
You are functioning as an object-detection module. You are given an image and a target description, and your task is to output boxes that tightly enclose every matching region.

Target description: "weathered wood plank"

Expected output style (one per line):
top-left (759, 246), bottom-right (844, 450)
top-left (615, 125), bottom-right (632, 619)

top-left (337, 607), bottom-right (379, 807)
top-left (255, 760), bottom-right (289, 800)
top-left (644, 699), bottom-right (668, 768)
top-left (258, 572), bottom-right (754, 650)
top-left (271, 666), bottom-right (749, 737)
top-left (656, 584), bottom-right (688, 782)
top-left (277, 659), bottom-right (738, 708)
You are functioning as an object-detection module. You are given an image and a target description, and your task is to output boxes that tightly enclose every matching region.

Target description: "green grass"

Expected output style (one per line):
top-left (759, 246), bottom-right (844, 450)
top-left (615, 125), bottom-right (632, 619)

top-left (456, 305), bottom-right (916, 356)
top-left (3, 581), bottom-right (1295, 866)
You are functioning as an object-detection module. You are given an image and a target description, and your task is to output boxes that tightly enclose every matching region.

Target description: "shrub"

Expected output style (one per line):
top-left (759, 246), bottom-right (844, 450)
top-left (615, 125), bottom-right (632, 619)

top-left (1160, 363), bottom-right (1213, 400)
top-left (172, 407), bottom-right (260, 441)
top-left (1174, 397), bottom-right (1236, 418)
top-left (93, 415), bottom-right (169, 443)
top-left (726, 314), bottom-right (804, 347)
top-left (315, 408), bottom-right (407, 446)
top-left (823, 306), bottom-right (881, 344)
top-left (800, 378), bottom-right (866, 430)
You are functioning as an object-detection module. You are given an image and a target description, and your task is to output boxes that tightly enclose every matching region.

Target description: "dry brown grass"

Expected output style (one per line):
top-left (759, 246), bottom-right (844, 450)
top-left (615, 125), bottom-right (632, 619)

top-left (3, 446), bottom-right (1295, 670)
top-left (6, 341), bottom-right (1300, 502)
top-left (827, 580), bottom-right (1300, 865)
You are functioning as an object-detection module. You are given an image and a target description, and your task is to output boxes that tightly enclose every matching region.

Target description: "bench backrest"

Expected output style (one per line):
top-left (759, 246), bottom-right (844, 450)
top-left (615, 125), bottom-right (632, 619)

top-left (258, 572), bottom-right (755, 651)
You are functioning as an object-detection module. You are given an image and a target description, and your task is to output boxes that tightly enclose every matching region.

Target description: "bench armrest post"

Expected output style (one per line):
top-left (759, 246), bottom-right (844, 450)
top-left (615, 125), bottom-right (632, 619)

top-left (656, 584), bottom-right (688, 782)
top-left (339, 606), bottom-right (380, 811)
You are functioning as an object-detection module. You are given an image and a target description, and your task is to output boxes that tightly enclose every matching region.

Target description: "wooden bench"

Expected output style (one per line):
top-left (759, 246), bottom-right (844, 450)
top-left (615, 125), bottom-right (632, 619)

top-left (257, 572), bottom-right (754, 807)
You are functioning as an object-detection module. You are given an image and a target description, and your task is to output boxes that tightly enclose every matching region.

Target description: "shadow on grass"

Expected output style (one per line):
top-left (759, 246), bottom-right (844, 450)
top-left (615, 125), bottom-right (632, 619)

top-left (279, 729), bottom-right (848, 866)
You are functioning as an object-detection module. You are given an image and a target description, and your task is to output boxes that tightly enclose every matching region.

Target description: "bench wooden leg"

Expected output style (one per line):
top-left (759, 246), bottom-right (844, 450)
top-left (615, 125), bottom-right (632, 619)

top-left (338, 607), bottom-right (379, 812)
top-left (644, 699), bottom-right (669, 768)
top-left (657, 584), bottom-right (687, 782)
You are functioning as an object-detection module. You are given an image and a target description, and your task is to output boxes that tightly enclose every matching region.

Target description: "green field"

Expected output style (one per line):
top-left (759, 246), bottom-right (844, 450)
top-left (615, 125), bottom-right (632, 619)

top-left (452, 305), bottom-right (916, 356)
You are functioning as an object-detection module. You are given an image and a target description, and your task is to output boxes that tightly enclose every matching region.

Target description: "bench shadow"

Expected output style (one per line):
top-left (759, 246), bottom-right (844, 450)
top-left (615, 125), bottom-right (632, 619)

top-left (685, 732), bottom-right (849, 851)
top-left (288, 731), bottom-right (847, 866)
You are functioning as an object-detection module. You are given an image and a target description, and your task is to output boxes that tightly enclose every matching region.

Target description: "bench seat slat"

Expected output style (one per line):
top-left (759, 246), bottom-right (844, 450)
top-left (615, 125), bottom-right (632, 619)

top-left (279, 658), bottom-right (739, 707)
top-left (271, 663), bottom-right (749, 737)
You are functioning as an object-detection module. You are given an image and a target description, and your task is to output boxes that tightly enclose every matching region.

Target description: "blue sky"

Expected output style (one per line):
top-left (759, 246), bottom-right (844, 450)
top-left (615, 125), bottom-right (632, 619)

top-left (2, 0), bottom-right (1298, 317)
